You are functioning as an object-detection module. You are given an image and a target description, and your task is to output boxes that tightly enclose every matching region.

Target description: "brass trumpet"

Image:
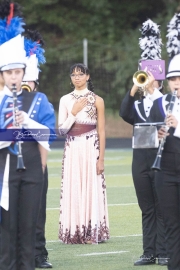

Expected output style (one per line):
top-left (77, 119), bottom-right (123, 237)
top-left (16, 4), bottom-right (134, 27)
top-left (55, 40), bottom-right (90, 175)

top-left (21, 83), bottom-right (32, 92)
top-left (133, 70), bottom-right (149, 88)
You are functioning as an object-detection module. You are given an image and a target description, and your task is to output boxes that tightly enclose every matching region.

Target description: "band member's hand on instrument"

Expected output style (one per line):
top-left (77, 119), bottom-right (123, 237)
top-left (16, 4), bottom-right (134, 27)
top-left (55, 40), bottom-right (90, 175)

top-left (96, 159), bottom-right (104, 175)
top-left (158, 126), bottom-right (169, 139)
top-left (15, 110), bottom-right (25, 125)
top-left (166, 114), bottom-right (178, 128)
top-left (146, 71), bottom-right (156, 94)
top-left (71, 97), bottom-right (87, 116)
top-left (130, 84), bottom-right (139, 97)
top-left (14, 111), bottom-right (31, 127)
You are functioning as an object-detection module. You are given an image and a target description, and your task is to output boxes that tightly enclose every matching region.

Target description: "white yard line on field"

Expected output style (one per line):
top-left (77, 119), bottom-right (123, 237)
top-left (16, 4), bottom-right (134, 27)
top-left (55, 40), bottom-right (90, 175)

top-left (48, 173), bottom-right (131, 177)
top-left (46, 203), bottom-right (138, 210)
top-left (48, 188), bottom-right (61, 190)
top-left (48, 159), bottom-right (62, 162)
top-left (113, 234), bottom-right (142, 238)
top-left (47, 157), bottom-right (125, 162)
top-left (108, 203), bottom-right (137, 206)
top-left (48, 185), bottom-right (133, 190)
top-left (105, 164), bottom-right (129, 166)
top-left (77, 251), bottom-right (129, 256)
top-left (106, 174), bottom-right (131, 176)
top-left (48, 157), bottom-right (126, 162)
top-left (105, 157), bottom-right (123, 160)
top-left (107, 186), bottom-right (133, 188)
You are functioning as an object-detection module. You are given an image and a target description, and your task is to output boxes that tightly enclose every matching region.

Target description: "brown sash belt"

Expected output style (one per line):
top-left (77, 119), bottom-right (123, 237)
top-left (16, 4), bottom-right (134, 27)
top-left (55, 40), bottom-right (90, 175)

top-left (67, 123), bottom-right (96, 136)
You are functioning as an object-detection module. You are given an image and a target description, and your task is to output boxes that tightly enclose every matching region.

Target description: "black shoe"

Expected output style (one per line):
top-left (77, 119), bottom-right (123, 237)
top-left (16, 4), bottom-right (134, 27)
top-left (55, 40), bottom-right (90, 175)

top-left (134, 255), bottom-right (156, 266)
top-left (35, 255), bottom-right (53, 268)
top-left (157, 257), bottom-right (168, 266)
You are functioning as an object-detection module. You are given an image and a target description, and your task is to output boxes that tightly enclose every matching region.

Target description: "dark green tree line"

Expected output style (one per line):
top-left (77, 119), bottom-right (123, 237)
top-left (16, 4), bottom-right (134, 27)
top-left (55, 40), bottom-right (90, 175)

top-left (14, 0), bottom-right (180, 110)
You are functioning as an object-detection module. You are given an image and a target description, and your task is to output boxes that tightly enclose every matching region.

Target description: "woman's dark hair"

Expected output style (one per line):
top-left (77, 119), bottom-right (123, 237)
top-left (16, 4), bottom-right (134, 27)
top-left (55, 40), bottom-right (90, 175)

top-left (158, 80), bottom-right (164, 93)
top-left (70, 63), bottom-right (94, 92)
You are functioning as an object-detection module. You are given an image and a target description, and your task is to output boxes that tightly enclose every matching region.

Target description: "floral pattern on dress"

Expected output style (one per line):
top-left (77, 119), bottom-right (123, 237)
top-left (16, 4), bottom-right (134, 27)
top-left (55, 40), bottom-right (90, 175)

top-left (59, 217), bottom-right (109, 244)
top-left (71, 91), bottom-right (97, 121)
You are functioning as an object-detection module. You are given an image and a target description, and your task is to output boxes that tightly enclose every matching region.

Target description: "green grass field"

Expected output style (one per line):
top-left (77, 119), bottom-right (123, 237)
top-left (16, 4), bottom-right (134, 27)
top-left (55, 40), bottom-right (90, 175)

top-left (42, 148), bottom-right (163, 270)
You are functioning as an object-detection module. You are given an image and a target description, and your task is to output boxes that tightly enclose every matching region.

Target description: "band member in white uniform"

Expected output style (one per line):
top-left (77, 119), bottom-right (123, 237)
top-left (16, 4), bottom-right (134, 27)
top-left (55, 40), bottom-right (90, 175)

top-left (148, 13), bottom-right (180, 270)
top-left (120, 19), bottom-right (167, 266)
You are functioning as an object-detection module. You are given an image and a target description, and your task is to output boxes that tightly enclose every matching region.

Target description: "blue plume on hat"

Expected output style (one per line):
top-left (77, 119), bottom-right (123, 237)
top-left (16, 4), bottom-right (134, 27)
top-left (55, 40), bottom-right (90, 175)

top-left (0, 1), bottom-right (25, 46)
top-left (24, 37), bottom-right (46, 65)
top-left (23, 30), bottom-right (46, 82)
top-left (0, 17), bottom-right (25, 45)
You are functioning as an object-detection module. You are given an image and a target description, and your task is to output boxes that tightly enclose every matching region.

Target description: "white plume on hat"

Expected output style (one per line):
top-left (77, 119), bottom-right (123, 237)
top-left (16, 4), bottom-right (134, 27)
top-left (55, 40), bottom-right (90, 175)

top-left (23, 30), bottom-right (46, 83)
top-left (166, 13), bottom-right (180, 78)
top-left (139, 19), bottom-right (162, 60)
top-left (0, 34), bottom-right (26, 71)
top-left (23, 54), bottom-right (39, 82)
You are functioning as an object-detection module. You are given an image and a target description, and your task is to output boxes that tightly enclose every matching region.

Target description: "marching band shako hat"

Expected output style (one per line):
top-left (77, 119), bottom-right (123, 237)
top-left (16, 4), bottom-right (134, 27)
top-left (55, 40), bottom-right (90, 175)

top-left (23, 30), bottom-right (46, 83)
top-left (166, 13), bottom-right (180, 78)
top-left (0, 0), bottom-right (26, 71)
top-left (0, 34), bottom-right (26, 71)
top-left (166, 54), bottom-right (180, 78)
top-left (23, 54), bottom-right (39, 82)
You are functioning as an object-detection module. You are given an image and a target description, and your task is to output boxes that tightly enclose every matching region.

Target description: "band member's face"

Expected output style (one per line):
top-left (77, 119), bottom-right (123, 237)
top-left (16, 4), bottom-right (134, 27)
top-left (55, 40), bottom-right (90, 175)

top-left (168, 76), bottom-right (180, 96)
top-left (2, 68), bottom-right (24, 91)
top-left (70, 67), bottom-right (89, 90)
top-left (152, 80), bottom-right (159, 89)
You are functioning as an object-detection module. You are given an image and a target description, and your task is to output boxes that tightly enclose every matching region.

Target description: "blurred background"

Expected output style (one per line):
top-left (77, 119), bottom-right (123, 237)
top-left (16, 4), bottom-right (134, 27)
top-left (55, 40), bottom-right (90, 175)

top-left (17, 0), bottom-right (180, 138)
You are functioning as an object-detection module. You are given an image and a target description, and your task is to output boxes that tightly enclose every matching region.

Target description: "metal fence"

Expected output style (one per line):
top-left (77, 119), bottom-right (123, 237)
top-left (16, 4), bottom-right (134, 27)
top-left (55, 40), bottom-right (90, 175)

top-left (39, 39), bottom-right (136, 112)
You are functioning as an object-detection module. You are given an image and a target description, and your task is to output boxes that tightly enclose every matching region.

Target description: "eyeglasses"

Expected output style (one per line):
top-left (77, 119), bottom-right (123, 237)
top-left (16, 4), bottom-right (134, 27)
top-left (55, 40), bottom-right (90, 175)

top-left (70, 73), bottom-right (85, 78)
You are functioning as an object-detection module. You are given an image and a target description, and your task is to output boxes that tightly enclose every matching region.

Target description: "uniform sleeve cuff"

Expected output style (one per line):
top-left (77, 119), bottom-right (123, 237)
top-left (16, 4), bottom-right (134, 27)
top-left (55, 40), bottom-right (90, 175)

top-left (173, 121), bottom-right (180, 138)
top-left (149, 88), bottom-right (162, 102)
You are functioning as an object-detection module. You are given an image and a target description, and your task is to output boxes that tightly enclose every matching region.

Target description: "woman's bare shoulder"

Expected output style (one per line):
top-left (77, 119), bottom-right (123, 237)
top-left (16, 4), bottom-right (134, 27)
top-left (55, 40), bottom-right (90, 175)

top-left (95, 95), bottom-right (104, 107)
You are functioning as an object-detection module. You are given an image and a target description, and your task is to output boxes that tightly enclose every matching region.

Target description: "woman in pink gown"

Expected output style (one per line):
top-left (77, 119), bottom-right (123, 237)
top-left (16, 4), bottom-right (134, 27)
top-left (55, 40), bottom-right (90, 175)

top-left (58, 63), bottom-right (109, 244)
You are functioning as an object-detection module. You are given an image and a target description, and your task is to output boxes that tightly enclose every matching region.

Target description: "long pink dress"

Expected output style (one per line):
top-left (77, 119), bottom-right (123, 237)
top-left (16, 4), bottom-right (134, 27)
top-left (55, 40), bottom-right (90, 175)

top-left (58, 88), bottom-right (109, 244)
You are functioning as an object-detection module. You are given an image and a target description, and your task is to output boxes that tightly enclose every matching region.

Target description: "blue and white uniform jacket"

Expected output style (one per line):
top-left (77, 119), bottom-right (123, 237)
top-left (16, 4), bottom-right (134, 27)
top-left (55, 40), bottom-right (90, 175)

top-left (0, 86), bottom-right (56, 211)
